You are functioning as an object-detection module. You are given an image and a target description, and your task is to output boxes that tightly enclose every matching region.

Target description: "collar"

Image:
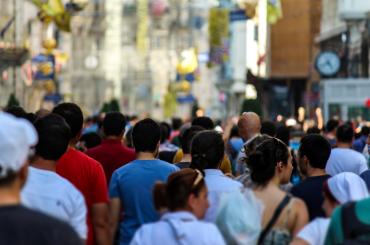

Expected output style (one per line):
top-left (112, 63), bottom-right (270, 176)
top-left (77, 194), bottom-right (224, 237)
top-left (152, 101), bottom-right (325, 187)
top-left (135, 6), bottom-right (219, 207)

top-left (161, 211), bottom-right (197, 222)
top-left (204, 169), bottom-right (224, 176)
top-left (245, 134), bottom-right (260, 145)
top-left (102, 139), bottom-right (122, 145)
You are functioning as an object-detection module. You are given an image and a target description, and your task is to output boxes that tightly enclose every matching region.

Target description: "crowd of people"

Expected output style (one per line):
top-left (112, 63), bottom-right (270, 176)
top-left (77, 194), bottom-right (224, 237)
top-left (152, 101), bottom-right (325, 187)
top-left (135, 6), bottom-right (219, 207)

top-left (1, 103), bottom-right (370, 245)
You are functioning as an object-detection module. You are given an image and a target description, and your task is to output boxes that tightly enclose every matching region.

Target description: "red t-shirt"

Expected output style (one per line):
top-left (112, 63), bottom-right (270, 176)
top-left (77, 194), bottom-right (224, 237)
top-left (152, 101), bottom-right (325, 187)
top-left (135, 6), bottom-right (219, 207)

top-left (86, 139), bottom-right (136, 184)
top-left (57, 148), bottom-right (109, 245)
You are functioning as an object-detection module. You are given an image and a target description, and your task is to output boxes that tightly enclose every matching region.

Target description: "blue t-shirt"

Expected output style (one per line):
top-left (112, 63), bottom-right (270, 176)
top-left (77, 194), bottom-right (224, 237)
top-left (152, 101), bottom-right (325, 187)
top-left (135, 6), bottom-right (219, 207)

top-left (109, 159), bottom-right (179, 245)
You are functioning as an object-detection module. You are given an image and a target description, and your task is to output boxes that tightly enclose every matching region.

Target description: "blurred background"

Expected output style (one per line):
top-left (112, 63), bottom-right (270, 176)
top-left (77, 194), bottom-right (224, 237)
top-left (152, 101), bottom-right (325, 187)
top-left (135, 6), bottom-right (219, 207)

top-left (1, 0), bottom-right (370, 124)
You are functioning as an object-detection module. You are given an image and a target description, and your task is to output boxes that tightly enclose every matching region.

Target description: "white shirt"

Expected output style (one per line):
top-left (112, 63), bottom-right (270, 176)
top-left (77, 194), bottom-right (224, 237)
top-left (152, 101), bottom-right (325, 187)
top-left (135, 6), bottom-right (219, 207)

top-left (297, 218), bottom-right (330, 245)
top-left (204, 169), bottom-right (243, 222)
top-left (326, 148), bottom-right (368, 176)
top-left (21, 167), bottom-right (87, 239)
top-left (130, 211), bottom-right (226, 245)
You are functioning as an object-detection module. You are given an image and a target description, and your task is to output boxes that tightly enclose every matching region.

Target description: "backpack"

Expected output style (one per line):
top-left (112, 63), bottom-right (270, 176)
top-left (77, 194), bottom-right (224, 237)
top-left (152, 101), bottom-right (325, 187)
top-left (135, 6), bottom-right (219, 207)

top-left (340, 201), bottom-right (370, 245)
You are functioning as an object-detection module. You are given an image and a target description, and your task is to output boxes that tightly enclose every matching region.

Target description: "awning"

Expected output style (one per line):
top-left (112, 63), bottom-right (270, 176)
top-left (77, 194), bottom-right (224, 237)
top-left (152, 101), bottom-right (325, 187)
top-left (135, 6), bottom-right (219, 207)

top-left (315, 24), bottom-right (347, 43)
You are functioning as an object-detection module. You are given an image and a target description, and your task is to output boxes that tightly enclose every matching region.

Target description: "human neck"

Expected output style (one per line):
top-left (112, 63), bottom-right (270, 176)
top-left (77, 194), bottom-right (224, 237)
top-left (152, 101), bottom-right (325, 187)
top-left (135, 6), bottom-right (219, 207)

top-left (307, 167), bottom-right (327, 177)
top-left (255, 178), bottom-right (281, 192)
top-left (336, 142), bottom-right (352, 148)
top-left (181, 154), bottom-right (191, 162)
top-left (136, 152), bottom-right (156, 160)
top-left (0, 186), bottom-right (20, 206)
top-left (105, 135), bottom-right (122, 141)
top-left (31, 156), bottom-right (56, 172)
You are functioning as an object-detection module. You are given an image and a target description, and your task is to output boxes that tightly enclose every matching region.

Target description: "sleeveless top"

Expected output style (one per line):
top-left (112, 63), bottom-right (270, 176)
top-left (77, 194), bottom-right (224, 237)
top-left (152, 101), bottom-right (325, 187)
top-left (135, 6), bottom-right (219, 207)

top-left (261, 198), bottom-right (293, 245)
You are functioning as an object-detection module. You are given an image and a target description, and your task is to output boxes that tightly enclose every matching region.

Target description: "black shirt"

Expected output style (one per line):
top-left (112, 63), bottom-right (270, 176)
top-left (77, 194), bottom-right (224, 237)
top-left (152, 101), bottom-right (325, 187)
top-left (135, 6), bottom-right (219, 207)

top-left (175, 162), bottom-right (191, 169)
top-left (0, 205), bottom-right (82, 245)
top-left (291, 175), bottom-right (330, 221)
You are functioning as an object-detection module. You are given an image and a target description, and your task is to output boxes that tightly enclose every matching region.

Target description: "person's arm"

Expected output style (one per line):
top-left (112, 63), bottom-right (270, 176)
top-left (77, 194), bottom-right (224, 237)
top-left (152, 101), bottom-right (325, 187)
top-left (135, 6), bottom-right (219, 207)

top-left (91, 162), bottom-right (111, 245)
top-left (92, 203), bottom-right (111, 245)
top-left (292, 198), bottom-right (309, 236)
top-left (109, 198), bottom-right (121, 240)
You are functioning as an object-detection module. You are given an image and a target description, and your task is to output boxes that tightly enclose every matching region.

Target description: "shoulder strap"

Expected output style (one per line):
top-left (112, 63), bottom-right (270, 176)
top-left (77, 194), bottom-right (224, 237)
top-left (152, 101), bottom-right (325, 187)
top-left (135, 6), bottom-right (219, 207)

top-left (258, 195), bottom-right (292, 245)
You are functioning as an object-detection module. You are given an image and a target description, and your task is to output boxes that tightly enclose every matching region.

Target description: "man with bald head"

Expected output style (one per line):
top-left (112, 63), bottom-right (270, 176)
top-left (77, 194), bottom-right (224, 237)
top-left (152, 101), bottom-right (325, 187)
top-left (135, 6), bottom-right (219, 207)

top-left (235, 112), bottom-right (261, 176)
top-left (237, 112), bottom-right (261, 142)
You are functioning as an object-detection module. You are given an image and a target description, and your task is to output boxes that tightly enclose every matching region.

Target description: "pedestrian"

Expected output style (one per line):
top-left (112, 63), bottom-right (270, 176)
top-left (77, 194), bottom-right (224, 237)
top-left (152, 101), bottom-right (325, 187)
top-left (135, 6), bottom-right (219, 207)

top-left (109, 118), bottom-right (179, 245)
top-left (192, 116), bottom-right (233, 174)
top-left (353, 126), bottom-right (370, 153)
top-left (324, 119), bottom-right (339, 148)
top-left (226, 125), bottom-right (244, 175)
top-left (21, 114), bottom-right (87, 240)
top-left (292, 172), bottom-right (369, 245)
top-left (291, 134), bottom-right (332, 221)
top-left (86, 112), bottom-right (136, 184)
top-left (236, 134), bottom-right (272, 188)
top-left (130, 169), bottom-right (226, 245)
top-left (175, 126), bottom-right (203, 169)
top-left (190, 130), bottom-right (242, 222)
top-left (53, 103), bottom-right (110, 245)
top-left (325, 124), bottom-right (368, 176)
top-left (236, 112), bottom-right (261, 175)
top-left (246, 138), bottom-right (308, 244)
top-left (0, 112), bottom-right (81, 245)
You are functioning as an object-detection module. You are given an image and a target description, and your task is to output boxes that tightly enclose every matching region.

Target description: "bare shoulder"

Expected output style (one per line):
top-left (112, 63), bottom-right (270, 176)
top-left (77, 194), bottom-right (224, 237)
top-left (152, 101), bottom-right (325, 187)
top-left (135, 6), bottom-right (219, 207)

top-left (291, 197), bottom-right (307, 209)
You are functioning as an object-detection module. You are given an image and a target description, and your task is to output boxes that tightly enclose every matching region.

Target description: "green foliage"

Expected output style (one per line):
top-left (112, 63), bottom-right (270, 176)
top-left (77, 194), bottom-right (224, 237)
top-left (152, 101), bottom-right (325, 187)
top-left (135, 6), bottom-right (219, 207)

top-left (241, 99), bottom-right (262, 117)
top-left (100, 99), bottom-right (120, 113)
top-left (6, 93), bottom-right (20, 108)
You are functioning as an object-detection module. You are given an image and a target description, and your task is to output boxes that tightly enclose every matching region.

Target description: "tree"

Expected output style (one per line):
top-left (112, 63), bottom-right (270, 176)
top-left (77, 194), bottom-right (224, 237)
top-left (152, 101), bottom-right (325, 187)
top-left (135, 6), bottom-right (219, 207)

top-left (6, 93), bottom-right (20, 108)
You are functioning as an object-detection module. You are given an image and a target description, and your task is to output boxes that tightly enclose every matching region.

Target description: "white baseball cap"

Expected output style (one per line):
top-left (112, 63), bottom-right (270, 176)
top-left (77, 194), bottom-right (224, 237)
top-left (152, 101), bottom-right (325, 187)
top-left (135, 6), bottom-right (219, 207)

top-left (0, 112), bottom-right (38, 177)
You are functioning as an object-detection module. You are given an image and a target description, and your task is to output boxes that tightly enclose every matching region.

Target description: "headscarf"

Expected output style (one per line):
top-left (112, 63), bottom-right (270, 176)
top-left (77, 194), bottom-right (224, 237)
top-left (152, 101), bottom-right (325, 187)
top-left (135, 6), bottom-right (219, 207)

top-left (328, 172), bottom-right (369, 204)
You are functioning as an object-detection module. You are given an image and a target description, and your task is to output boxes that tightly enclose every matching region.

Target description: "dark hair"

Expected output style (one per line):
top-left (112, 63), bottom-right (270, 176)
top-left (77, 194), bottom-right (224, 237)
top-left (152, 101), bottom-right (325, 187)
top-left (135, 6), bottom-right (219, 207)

top-left (229, 125), bottom-right (240, 139)
top-left (323, 181), bottom-right (338, 203)
top-left (103, 112), bottom-right (126, 136)
top-left (276, 126), bottom-right (290, 146)
top-left (132, 118), bottom-right (160, 153)
top-left (243, 134), bottom-right (272, 158)
top-left (261, 121), bottom-right (277, 137)
top-left (80, 132), bottom-right (102, 149)
top-left (5, 106), bottom-right (28, 119)
top-left (326, 119), bottom-right (339, 132)
top-left (160, 122), bottom-right (171, 143)
top-left (0, 170), bottom-right (17, 187)
top-left (192, 117), bottom-right (214, 130)
top-left (180, 126), bottom-right (204, 154)
top-left (361, 126), bottom-right (370, 136)
top-left (190, 130), bottom-right (224, 171)
top-left (153, 169), bottom-right (205, 211)
top-left (125, 127), bottom-right (134, 148)
top-left (34, 114), bottom-right (71, 161)
top-left (336, 124), bottom-right (354, 143)
top-left (247, 138), bottom-right (289, 186)
top-left (306, 126), bottom-right (321, 135)
top-left (172, 118), bottom-right (183, 131)
top-left (52, 103), bottom-right (83, 140)
top-left (299, 134), bottom-right (331, 169)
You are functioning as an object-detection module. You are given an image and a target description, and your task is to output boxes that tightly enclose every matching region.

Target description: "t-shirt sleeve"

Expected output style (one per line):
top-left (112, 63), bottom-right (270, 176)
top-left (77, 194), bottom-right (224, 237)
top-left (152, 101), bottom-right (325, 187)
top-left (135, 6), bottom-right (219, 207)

top-left (358, 155), bottom-right (368, 174)
top-left (70, 189), bottom-right (88, 239)
top-left (297, 220), bottom-right (320, 245)
top-left (109, 170), bottom-right (120, 198)
top-left (91, 161), bottom-right (109, 203)
top-left (324, 207), bottom-right (344, 245)
top-left (129, 226), bottom-right (145, 245)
